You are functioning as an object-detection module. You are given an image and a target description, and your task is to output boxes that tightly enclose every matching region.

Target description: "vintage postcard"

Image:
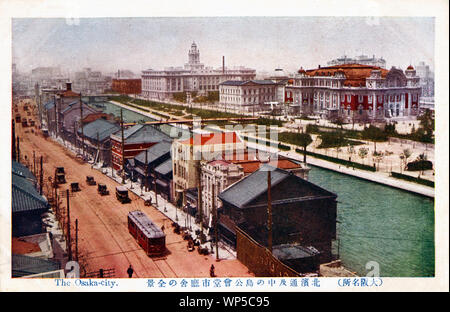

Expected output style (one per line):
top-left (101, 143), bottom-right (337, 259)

top-left (0, 0), bottom-right (448, 297)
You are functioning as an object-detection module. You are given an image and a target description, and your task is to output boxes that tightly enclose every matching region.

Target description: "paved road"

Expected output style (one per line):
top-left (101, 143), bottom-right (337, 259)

top-left (15, 102), bottom-right (252, 278)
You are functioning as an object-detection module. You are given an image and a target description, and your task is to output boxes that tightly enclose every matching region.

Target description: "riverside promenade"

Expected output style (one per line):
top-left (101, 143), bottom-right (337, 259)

top-left (244, 139), bottom-right (435, 199)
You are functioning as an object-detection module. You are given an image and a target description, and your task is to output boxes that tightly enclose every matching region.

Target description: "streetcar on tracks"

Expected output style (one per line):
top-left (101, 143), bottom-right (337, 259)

top-left (127, 210), bottom-right (166, 257)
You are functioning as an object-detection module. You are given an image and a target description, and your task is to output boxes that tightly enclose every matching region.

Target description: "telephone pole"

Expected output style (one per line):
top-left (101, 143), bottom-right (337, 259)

top-left (66, 189), bottom-right (72, 261)
top-left (267, 170), bottom-right (273, 253)
top-left (120, 109), bottom-right (125, 184)
top-left (75, 219), bottom-right (79, 262)
top-left (212, 185), bottom-right (219, 260)
top-left (80, 94), bottom-right (85, 158)
top-left (39, 156), bottom-right (43, 195)
top-left (12, 119), bottom-right (16, 161)
top-left (196, 159), bottom-right (204, 239)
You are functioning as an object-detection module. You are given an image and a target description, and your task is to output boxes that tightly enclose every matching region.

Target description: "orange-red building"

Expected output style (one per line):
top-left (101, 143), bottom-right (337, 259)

top-left (111, 78), bottom-right (142, 95)
top-left (110, 124), bottom-right (171, 171)
top-left (285, 64), bottom-right (421, 121)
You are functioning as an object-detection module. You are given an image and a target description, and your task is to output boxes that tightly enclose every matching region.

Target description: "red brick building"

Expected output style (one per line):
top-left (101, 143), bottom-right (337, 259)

top-left (110, 124), bottom-right (171, 171)
top-left (285, 64), bottom-right (421, 121)
top-left (111, 79), bottom-right (142, 95)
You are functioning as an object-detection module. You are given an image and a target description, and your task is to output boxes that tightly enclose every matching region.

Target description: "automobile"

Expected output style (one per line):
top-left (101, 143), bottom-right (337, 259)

top-left (71, 182), bottom-right (80, 192)
top-left (97, 183), bottom-right (109, 195)
top-left (86, 175), bottom-right (97, 186)
top-left (55, 167), bottom-right (66, 184)
top-left (115, 186), bottom-right (131, 204)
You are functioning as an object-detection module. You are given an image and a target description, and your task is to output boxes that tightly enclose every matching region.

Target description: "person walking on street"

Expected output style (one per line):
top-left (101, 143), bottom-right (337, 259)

top-left (127, 265), bottom-right (134, 278)
top-left (210, 264), bottom-right (215, 277)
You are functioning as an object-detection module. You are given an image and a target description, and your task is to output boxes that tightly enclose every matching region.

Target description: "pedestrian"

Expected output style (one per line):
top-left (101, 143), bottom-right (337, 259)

top-left (127, 265), bottom-right (134, 278)
top-left (210, 264), bottom-right (215, 277)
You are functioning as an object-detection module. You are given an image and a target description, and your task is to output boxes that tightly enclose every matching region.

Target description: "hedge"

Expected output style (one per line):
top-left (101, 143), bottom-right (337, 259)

top-left (391, 171), bottom-right (434, 188)
top-left (295, 148), bottom-right (377, 172)
top-left (406, 160), bottom-right (433, 171)
top-left (242, 136), bottom-right (291, 151)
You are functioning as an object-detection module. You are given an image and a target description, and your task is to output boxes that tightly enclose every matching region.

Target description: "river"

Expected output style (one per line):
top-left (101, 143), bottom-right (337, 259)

top-left (308, 165), bottom-right (435, 277)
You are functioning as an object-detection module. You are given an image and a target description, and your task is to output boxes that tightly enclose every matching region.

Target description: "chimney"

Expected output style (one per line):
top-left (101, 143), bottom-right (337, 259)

top-left (318, 65), bottom-right (321, 69)
top-left (66, 82), bottom-right (72, 91)
top-left (222, 56), bottom-right (225, 74)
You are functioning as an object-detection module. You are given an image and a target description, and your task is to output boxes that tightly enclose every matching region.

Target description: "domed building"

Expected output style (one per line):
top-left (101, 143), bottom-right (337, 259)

top-left (285, 63), bottom-right (421, 121)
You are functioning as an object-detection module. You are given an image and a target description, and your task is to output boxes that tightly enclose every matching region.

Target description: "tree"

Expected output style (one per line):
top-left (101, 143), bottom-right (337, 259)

top-left (362, 125), bottom-right (387, 153)
top-left (358, 147), bottom-right (369, 165)
top-left (401, 148), bottom-right (412, 170)
top-left (297, 133), bottom-right (313, 163)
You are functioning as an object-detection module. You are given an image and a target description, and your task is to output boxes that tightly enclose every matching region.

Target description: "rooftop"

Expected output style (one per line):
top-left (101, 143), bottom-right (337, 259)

top-left (12, 254), bottom-right (60, 277)
top-left (134, 141), bottom-right (172, 165)
top-left (219, 165), bottom-right (336, 209)
top-left (112, 124), bottom-right (172, 144)
top-left (220, 80), bottom-right (278, 86)
top-left (301, 63), bottom-right (390, 87)
top-left (79, 118), bottom-right (120, 141)
top-left (12, 172), bottom-right (49, 214)
top-left (128, 210), bottom-right (165, 239)
top-left (178, 132), bottom-right (242, 146)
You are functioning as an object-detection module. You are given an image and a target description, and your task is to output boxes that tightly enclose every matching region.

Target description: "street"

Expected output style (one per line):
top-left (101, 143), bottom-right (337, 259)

top-left (15, 101), bottom-right (253, 278)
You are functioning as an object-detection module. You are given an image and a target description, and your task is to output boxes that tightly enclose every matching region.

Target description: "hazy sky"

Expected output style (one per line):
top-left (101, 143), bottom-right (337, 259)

top-left (12, 17), bottom-right (434, 75)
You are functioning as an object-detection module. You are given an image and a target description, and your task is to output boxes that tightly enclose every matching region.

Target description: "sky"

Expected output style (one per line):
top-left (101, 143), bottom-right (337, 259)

top-left (12, 17), bottom-right (435, 75)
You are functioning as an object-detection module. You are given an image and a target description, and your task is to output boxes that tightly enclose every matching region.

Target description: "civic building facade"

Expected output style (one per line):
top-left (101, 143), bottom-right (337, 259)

top-left (285, 64), bottom-right (421, 121)
top-left (141, 42), bottom-right (256, 101)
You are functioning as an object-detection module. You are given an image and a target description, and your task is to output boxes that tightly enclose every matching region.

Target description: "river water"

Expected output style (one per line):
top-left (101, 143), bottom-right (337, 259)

top-left (95, 100), bottom-right (435, 277)
top-left (308, 165), bottom-right (435, 277)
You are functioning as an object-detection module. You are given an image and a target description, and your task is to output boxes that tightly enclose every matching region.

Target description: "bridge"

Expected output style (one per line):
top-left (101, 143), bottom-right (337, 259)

top-left (123, 117), bottom-right (259, 127)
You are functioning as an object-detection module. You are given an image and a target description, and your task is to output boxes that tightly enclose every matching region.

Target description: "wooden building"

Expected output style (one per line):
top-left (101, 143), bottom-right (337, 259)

top-left (218, 165), bottom-right (337, 263)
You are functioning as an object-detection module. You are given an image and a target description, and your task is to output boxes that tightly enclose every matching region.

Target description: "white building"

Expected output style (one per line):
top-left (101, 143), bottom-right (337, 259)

top-left (201, 160), bottom-right (244, 225)
top-left (141, 42), bottom-right (256, 101)
top-left (327, 54), bottom-right (386, 69)
top-left (416, 61), bottom-right (434, 98)
top-left (219, 80), bottom-right (284, 113)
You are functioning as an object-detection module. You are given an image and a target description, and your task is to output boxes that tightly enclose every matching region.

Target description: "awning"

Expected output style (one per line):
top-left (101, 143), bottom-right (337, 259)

top-left (133, 167), bottom-right (146, 176)
top-left (156, 179), bottom-right (169, 188)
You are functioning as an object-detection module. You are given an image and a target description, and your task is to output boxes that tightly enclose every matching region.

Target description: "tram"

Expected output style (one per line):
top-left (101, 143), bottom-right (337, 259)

top-left (127, 210), bottom-right (166, 256)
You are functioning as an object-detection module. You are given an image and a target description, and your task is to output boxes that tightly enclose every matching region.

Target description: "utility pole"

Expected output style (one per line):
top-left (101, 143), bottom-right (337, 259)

top-left (75, 219), bottom-right (79, 262)
top-left (39, 156), bottom-right (43, 195)
top-left (144, 148), bottom-right (148, 191)
top-left (66, 189), bottom-right (72, 261)
top-left (54, 95), bottom-right (57, 136)
top-left (267, 170), bottom-right (273, 253)
top-left (80, 94), bottom-right (85, 158)
top-left (17, 136), bottom-right (20, 163)
top-left (196, 159), bottom-right (204, 239)
top-left (33, 151), bottom-right (36, 178)
top-left (12, 119), bottom-right (16, 162)
top-left (120, 109), bottom-right (125, 184)
top-left (212, 185), bottom-right (218, 260)
top-left (97, 132), bottom-right (100, 164)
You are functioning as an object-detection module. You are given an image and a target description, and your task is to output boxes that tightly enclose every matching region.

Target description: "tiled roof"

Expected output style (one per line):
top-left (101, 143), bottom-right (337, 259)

top-left (12, 161), bottom-right (35, 181)
top-left (220, 80), bottom-right (277, 86)
top-left (60, 100), bottom-right (80, 114)
top-left (79, 119), bottom-right (120, 141)
top-left (134, 141), bottom-right (172, 165)
top-left (219, 165), bottom-right (336, 209)
top-left (12, 173), bottom-right (49, 213)
top-left (304, 64), bottom-right (390, 87)
top-left (43, 100), bottom-right (55, 110)
top-left (12, 254), bottom-right (60, 277)
top-left (178, 132), bottom-right (242, 146)
top-left (12, 237), bottom-right (41, 254)
top-left (154, 158), bottom-right (173, 176)
top-left (113, 124), bottom-right (172, 144)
